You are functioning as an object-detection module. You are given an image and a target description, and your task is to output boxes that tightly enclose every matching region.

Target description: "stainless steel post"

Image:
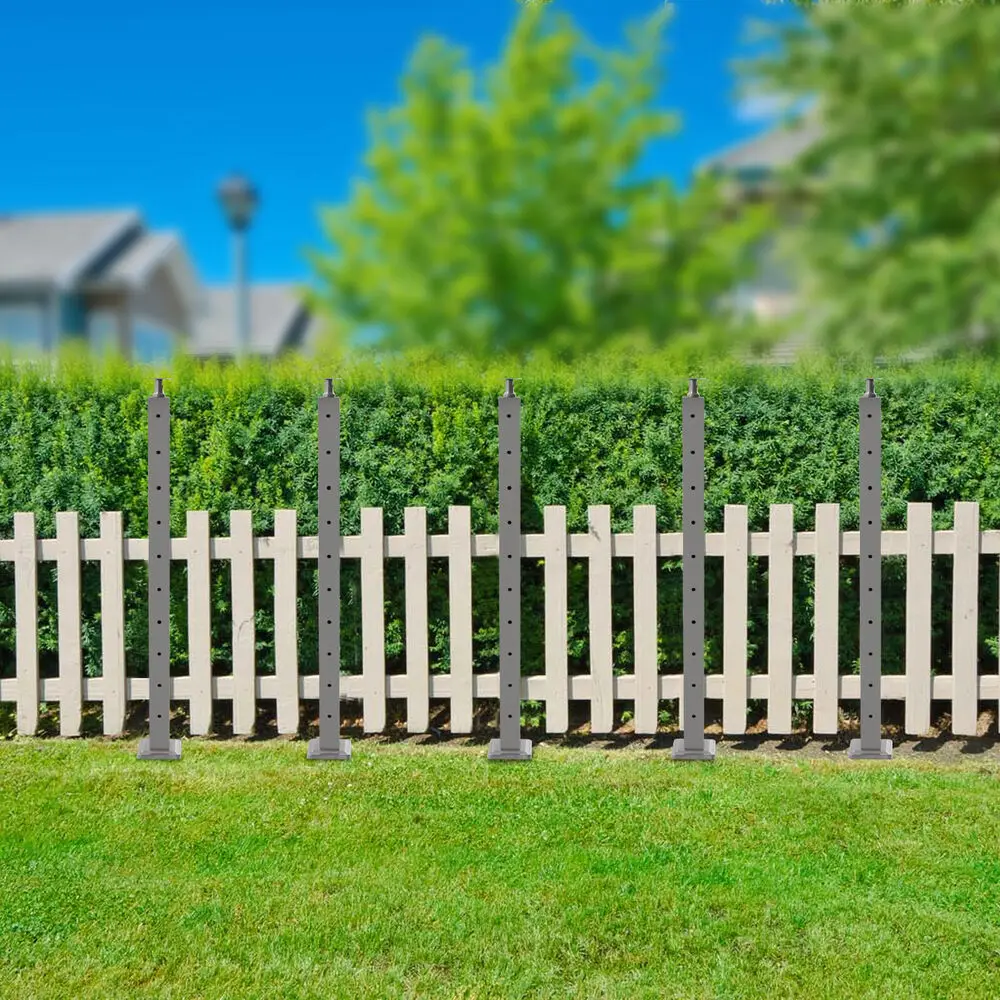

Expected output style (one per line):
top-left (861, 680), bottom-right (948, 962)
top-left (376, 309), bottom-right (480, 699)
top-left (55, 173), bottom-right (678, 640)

top-left (488, 378), bottom-right (532, 761)
top-left (309, 378), bottom-right (351, 760)
top-left (672, 377), bottom-right (716, 761)
top-left (849, 377), bottom-right (892, 759)
top-left (138, 377), bottom-right (181, 760)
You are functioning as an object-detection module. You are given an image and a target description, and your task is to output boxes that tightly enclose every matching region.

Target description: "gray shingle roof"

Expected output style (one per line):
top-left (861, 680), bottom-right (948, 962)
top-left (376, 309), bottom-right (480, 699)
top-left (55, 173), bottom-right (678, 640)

top-left (190, 283), bottom-right (308, 356)
top-left (0, 209), bottom-right (140, 287)
top-left (700, 114), bottom-right (825, 176)
top-left (100, 231), bottom-right (178, 285)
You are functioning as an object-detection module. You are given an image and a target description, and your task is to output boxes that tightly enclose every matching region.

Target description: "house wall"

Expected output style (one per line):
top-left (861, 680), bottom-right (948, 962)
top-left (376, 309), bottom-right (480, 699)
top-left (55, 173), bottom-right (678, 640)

top-left (59, 293), bottom-right (87, 341)
top-left (134, 266), bottom-right (187, 334)
top-left (132, 265), bottom-right (190, 363)
top-left (82, 290), bottom-right (131, 357)
top-left (731, 198), bottom-right (809, 322)
top-left (0, 294), bottom-right (49, 353)
top-left (81, 267), bottom-right (189, 363)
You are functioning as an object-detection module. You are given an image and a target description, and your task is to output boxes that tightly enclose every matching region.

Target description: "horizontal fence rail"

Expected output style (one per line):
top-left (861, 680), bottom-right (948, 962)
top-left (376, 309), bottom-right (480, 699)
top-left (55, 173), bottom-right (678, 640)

top-left (1, 500), bottom-right (997, 739)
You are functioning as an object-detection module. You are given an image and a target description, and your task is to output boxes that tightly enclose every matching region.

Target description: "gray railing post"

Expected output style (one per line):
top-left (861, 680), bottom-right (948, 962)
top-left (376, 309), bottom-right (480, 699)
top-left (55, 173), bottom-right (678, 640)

top-left (488, 377), bottom-right (532, 761)
top-left (138, 377), bottom-right (181, 760)
top-left (672, 377), bottom-right (716, 761)
top-left (849, 377), bottom-right (893, 759)
top-left (309, 377), bottom-right (352, 760)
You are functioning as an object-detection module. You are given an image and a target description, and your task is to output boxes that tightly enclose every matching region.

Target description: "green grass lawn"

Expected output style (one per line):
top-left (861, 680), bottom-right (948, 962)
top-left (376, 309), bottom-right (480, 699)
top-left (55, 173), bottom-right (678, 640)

top-left (2, 740), bottom-right (999, 1000)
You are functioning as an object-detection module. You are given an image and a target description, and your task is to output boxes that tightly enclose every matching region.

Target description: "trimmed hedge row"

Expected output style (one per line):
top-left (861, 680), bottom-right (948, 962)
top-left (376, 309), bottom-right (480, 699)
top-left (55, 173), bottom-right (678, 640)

top-left (2, 342), bottom-right (999, 730)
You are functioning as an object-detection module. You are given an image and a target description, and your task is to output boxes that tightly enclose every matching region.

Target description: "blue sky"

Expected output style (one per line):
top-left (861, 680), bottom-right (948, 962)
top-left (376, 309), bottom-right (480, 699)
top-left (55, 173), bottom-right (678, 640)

top-left (0, 0), bottom-right (801, 286)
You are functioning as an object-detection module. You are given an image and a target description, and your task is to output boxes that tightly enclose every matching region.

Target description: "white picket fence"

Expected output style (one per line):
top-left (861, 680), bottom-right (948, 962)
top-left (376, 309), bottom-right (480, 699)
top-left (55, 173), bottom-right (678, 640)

top-left (1, 500), bottom-right (995, 739)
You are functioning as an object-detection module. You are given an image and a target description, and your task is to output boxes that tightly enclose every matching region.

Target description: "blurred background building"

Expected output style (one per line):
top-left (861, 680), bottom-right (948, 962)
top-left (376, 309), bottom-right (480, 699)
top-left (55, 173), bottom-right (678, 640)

top-left (0, 117), bottom-right (809, 365)
top-left (0, 207), bottom-right (318, 363)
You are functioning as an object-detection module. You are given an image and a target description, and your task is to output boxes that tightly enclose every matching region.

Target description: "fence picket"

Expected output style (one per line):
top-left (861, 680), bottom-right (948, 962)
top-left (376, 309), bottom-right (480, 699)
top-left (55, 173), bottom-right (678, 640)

top-left (588, 505), bottom-right (614, 734)
top-left (55, 511), bottom-right (82, 737)
top-left (722, 504), bottom-right (749, 735)
top-left (404, 506), bottom-right (430, 733)
top-left (813, 503), bottom-right (840, 734)
top-left (99, 511), bottom-right (126, 736)
top-left (273, 509), bottom-right (299, 735)
top-left (186, 510), bottom-right (212, 736)
top-left (14, 512), bottom-right (38, 735)
top-left (361, 506), bottom-right (386, 732)
top-left (230, 510), bottom-right (256, 735)
top-left (952, 501), bottom-right (980, 736)
top-left (447, 506), bottom-right (474, 733)
top-left (632, 504), bottom-right (658, 735)
top-left (768, 504), bottom-right (795, 734)
top-left (905, 503), bottom-right (933, 736)
top-left (543, 505), bottom-right (569, 734)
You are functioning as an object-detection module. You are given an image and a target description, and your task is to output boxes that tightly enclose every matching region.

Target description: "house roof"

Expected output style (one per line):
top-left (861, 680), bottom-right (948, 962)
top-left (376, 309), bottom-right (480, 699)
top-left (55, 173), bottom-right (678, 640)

top-left (92, 230), bottom-right (201, 314)
top-left (101, 231), bottom-right (177, 284)
top-left (700, 111), bottom-right (825, 177)
top-left (0, 209), bottom-right (141, 289)
top-left (190, 283), bottom-right (309, 356)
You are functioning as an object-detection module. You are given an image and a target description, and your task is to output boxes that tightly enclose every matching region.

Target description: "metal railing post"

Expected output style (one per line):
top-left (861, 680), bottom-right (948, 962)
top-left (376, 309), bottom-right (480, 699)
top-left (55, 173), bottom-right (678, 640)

top-left (672, 377), bottom-right (716, 761)
top-left (309, 377), bottom-right (352, 760)
top-left (138, 377), bottom-right (181, 760)
top-left (849, 377), bottom-right (892, 759)
top-left (489, 377), bottom-right (532, 761)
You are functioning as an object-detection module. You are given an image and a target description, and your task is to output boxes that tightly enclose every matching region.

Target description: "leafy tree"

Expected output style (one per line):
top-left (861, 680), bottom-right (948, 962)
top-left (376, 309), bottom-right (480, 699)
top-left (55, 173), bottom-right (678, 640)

top-left (308, 4), bottom-right (773, 362)
top-left (738, 1), bottom-right (1000, 362)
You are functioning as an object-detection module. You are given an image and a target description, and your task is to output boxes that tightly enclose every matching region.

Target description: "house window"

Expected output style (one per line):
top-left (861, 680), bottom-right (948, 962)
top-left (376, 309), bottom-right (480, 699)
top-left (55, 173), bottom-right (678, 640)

top-left (0, 302), bottom-right (45, 352)
top-left (87, 309), bottom-right (120, 356)
top-left (133, 320), bottom-right (175, 364)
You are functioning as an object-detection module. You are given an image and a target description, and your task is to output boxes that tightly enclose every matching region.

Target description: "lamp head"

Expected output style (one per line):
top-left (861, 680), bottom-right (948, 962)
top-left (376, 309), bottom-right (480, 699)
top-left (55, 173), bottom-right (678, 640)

top-left (217, 173), bottom-right (259, 231)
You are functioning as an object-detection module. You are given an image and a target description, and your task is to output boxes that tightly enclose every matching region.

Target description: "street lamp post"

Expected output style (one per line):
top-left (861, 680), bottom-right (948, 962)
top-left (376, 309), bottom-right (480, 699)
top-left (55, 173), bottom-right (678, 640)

top-left (217, 173), bottom-right (259, 360)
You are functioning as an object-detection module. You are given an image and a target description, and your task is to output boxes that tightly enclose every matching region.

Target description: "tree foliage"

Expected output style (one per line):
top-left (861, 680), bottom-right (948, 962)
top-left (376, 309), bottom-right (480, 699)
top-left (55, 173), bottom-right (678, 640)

top-left (308, 4), bottom-right (773, 362)
top-left (739, 1), bottom-right (1000, 362)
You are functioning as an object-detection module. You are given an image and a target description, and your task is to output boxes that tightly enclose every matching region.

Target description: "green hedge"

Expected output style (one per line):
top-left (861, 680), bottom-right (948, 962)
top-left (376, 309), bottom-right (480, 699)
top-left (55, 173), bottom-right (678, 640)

top-left (2, 341), bottom-right (999, 729)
